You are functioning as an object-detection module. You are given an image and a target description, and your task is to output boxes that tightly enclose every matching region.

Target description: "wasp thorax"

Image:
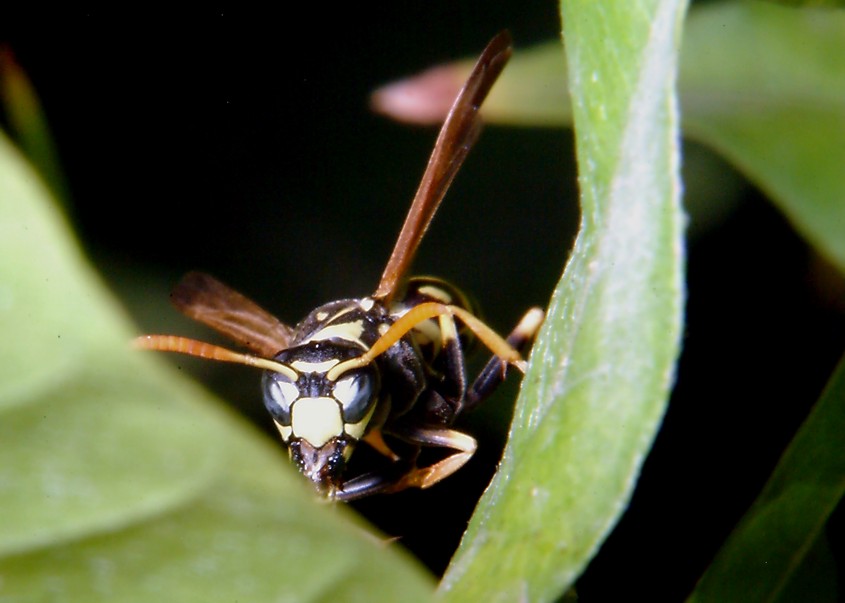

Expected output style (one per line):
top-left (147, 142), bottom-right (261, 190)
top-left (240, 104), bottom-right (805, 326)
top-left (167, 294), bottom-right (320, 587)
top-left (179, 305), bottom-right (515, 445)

top-left (261, 341), bottom-right (381, 491)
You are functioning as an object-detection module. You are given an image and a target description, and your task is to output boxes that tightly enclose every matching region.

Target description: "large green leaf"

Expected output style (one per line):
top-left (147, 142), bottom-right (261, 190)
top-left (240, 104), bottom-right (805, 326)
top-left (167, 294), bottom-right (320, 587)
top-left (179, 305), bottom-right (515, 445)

top-left (687, 352), bottom-right (845, 602)
top-left (439, 1), bottom-right (687, 601)
top-left (0, 131), bottom-right (434, 601)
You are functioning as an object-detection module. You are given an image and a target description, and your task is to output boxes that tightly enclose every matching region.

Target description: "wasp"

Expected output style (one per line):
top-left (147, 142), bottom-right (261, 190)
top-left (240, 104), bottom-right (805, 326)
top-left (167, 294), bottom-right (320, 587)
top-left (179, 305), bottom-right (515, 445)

top-left (135, 31), bottom-right (544, 501)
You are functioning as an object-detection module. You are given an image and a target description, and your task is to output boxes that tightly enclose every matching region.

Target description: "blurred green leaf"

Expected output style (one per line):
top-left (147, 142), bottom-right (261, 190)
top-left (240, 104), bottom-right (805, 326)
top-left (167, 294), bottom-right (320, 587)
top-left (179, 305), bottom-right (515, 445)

top-left (482, 1), bottom-right (845, 272)
top-left (680, 1), bottom-right (845, 272)
top-left (776, 534), bottom-right (840, 603)
top-left (482, 41), bottom-right (571, 127)
top-left (766, 0), bottom-right (845, 8)
top-left (0, 131), bottom-right (434, 602)
top-left (687, 353), bottom-right (845, 603)
top-left (439, 1), bottom-right (687, 601)
top-left (0, 47), bottom-right (70, 206)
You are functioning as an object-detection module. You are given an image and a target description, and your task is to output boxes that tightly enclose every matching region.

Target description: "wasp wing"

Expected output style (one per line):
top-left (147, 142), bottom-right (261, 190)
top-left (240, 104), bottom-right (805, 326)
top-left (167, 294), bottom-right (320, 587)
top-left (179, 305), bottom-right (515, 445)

top-left (170, 271), bottom-right (294, 357)
top-left (373, 31), bottom-right (512, 302)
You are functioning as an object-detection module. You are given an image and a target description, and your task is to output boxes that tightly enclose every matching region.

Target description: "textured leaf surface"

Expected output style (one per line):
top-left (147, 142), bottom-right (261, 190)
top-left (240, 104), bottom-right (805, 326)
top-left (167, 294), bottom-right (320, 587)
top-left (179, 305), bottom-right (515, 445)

top-left (439, 1), bottom-right (687, 601)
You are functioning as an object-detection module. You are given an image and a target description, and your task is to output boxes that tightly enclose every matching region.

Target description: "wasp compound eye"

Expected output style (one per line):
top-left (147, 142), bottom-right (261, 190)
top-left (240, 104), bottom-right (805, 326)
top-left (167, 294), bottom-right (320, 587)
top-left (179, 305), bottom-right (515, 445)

top-left (262, 369), bottom-right (299, 425)
top-left (332, 369), bottom-right (378, 424)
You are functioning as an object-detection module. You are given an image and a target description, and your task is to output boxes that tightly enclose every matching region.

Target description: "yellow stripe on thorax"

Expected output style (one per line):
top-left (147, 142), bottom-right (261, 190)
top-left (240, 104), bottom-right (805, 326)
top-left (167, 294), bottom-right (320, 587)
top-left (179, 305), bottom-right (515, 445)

top-left (302, 319), bottom-right (367, 349)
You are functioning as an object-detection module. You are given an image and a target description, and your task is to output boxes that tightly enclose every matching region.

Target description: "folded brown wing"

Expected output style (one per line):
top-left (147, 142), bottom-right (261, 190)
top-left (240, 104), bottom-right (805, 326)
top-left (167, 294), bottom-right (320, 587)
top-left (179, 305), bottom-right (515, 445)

top-left (171, 271), bottom-right (294, 357)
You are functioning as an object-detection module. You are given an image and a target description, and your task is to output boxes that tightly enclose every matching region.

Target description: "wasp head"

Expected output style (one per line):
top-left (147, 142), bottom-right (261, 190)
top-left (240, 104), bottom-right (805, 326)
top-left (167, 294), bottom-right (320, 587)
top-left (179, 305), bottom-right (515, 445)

top-left (261, 342), bottom-right (381, 495)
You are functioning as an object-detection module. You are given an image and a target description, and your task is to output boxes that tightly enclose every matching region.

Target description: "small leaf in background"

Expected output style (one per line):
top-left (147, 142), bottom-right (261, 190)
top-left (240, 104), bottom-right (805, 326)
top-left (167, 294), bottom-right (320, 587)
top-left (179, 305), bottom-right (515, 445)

top-left (0, 131), bottom-right (435, 602)
top-left (371, 64), bottom-right (468, 125)
top-left (438, 1), bottom-right (687, 601)
top-left (371, 40), bottom-right (571, 128)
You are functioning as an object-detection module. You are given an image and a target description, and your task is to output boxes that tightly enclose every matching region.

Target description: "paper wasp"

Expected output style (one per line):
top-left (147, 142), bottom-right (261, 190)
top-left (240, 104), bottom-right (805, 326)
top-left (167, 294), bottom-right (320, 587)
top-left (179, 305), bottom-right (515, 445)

top-left (135, 31), bottom-right (544, 501)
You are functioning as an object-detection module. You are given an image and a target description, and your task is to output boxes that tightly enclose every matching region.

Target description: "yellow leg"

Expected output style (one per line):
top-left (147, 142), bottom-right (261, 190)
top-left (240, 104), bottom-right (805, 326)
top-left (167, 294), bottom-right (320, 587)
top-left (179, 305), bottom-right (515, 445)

top-left (362, 428), bottom-right (401, 462)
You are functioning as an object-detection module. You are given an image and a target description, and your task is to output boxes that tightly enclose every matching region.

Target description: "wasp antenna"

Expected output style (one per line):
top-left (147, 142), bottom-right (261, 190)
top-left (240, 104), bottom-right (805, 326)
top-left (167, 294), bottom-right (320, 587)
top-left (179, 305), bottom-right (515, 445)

top-left (326, 301), bottom-right (524, 381)
top-left (133, 334), bottom-right (298, 380)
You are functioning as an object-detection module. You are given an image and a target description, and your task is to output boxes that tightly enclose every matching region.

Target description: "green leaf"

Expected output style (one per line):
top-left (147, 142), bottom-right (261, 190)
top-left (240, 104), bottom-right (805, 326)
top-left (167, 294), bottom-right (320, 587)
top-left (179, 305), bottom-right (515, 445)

top-left (687, 353), bottom-right (845, 603)
top-left (680, 1), bottom-right (845, 272)
top-left (439, 1), bottom-right (687, 601)
top-left (481, 41), bottom-right (572, 128)
top-left (0, 131), bottom-right (435, 601)
top-left (776, 534), bottom-right (840, 603)
top-left (0, 48), bottom-right (71, 206)
top-left (766, 0), bottom-right (845, 8)
top-left (482, 1), bottom-right (845, 273)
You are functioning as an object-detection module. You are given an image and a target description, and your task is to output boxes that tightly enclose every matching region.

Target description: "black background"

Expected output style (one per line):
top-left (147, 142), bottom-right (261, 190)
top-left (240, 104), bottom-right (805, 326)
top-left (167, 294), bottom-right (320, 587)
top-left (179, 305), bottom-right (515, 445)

top-left (4, 5), bottom-right (844, 600)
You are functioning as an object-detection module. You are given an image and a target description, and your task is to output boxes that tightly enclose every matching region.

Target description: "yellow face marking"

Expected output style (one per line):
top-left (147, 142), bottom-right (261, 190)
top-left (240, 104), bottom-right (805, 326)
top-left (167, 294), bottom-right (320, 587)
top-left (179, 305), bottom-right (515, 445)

top-left (303, 320), bottom-right (367, 349)
top-left (344, 402), bottom-right (377, 441)
top-left (359, 298), bottom-right (375, 312)
top-left (291, 397), bottom-right (343, 448)
top-left (289, 358), bottom-right (340, 373)
top-left (417, 284), bottom-right (453, 304)
top-left (274, 421), bottom-right (293, 442)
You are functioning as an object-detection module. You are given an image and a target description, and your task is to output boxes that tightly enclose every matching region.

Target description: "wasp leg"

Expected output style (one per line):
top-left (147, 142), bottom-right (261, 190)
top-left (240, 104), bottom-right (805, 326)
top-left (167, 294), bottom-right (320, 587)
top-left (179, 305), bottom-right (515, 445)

top-left (389, 425), bottom-right (477, 490)
top-left (362, 428), bottom-right (400, 462)
top-left (334, 462), bottom-right (414, 502)
top-left (418, 312), bottom-right (468, 426)
top-left (335, 426), bottom-right (476, 501)
top-left (463, 307), bottom-right (545, 413)
top-left (335, 308), bottom-right (543, 502)
top-left (437, 311), bottom-right (467, 400)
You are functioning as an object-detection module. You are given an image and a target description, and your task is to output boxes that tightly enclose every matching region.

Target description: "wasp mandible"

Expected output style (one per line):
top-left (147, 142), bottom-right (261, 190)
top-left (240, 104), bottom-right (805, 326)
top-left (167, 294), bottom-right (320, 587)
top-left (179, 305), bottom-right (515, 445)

top-left (135, 31), bottom-right (544, 501)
